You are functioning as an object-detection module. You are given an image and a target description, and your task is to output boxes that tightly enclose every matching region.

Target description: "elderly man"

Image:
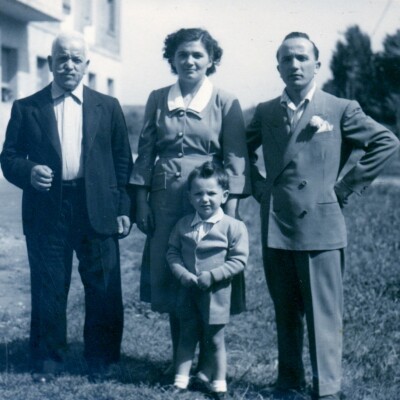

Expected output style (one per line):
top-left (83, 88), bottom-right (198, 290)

top-left (1, 32), bottom-right (133, 381)
top-left (247, 32), bottom-right (399, 400)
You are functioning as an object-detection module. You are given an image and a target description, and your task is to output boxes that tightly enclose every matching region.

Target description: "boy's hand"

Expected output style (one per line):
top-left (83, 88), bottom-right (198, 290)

top-left (197, 271), bottom-right (213, 291)
top-left (180, 272), bottom-right (198, 288)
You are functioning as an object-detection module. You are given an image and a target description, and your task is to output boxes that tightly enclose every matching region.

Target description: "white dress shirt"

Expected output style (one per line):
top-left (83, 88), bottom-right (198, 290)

top-left (51, 81), bottom-right (84, 180)
top-left (280, 83), bottom-right (316, 131)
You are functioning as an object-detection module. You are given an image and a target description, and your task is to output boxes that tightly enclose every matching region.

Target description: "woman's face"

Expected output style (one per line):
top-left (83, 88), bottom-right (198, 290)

top-left (172, 40), bottom-right (212, 85)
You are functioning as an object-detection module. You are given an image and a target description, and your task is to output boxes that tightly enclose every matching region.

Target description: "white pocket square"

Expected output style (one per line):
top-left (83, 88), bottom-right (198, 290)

top-left (309, 116), bottom-right (334, 133)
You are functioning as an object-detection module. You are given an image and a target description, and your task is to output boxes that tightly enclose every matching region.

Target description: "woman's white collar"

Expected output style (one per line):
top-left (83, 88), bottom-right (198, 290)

top-left (167, 77), bottom-right (213, 113)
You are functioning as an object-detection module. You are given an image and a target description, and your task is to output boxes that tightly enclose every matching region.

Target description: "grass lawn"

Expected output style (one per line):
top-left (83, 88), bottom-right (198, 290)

top-left (0, 169), bottom-right (399, 399)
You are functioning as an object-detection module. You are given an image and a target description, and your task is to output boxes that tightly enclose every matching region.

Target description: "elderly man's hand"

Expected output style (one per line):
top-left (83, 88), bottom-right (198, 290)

top-left (117, 215), bottom-right (131, 238)
top-left (30, 165), bottom-right (53, 191)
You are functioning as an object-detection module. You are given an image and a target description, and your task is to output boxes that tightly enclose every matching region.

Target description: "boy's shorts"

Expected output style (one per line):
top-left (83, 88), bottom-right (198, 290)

top-left (176, 280), bottom-right (232, 325)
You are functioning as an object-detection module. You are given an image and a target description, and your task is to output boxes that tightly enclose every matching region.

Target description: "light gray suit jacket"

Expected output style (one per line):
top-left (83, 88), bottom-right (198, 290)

top-left (247, 89), bottom-right (399, 251)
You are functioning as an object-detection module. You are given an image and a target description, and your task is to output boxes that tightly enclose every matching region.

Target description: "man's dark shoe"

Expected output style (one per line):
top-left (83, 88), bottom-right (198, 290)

top-left (32, 372), bottom-right (53, 383)
top-left (87, 359), bottom-right (113, 383)
top-left (312, 393), bottom-right (341, 400)
top-left (31, 359), bottom-right (64, 383)
top-left (271, 387), bottom-right (308, 400)
top-left (188, 375), bottom-right (212, 394)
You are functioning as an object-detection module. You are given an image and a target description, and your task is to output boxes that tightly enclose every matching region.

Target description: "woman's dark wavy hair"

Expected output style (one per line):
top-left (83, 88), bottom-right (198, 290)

top-left (188, 161), bottom-right (230, 191)
top-left (163, 28), bottom-right (223, 76)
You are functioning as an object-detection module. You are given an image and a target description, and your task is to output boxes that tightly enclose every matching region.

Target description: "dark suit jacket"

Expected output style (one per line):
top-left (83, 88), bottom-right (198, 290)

top-left (1, 84), bottom-right (133, 236)
top-left (247, 89), bottom-right (399, 251)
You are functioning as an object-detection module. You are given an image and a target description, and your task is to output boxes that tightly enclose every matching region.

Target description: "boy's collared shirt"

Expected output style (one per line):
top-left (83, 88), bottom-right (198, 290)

top-left (191, 207), bottom-right (224, 243)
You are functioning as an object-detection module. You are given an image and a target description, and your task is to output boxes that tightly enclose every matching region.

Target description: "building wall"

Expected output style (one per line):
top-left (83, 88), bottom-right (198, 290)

top-left (0, 0), bottom-right (123, 177)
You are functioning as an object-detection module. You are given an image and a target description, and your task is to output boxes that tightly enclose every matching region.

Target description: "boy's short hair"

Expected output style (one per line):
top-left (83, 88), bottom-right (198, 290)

top-left (188, 161), bottom-right (230, 191)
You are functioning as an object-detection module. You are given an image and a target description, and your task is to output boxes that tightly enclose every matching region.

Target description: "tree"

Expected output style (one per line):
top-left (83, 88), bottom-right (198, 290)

top-left (375, 29), bottom-right (400, 134)
top-left (323, 25), bottom-right (376, 114)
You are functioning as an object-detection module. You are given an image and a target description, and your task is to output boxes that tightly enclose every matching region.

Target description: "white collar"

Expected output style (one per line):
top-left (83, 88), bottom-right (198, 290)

top-left (51, 80), bottom-right (84, 104)
top-left (168, 77), bottom-right (213, 113)
top-left (280, 83), bottom-right (316, 110)
top-left (191, 207), bottom-right (225, 227)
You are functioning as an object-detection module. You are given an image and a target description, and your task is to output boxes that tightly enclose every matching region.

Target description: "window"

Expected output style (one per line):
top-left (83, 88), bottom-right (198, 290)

top-left (36, 57), bottom-right (49, 90)
top-left (63, 0), bottom-right (71, 14)
top-left (1, 47), bottom-right (18, 102)
top-left (107, 0), bottom-right (116, 33)
top-left (83, 0), bottom-right (92, 25)
top-left (107, 78), bottom-right (114, 96)
top-left (88, 73), bottom-right (96, 90)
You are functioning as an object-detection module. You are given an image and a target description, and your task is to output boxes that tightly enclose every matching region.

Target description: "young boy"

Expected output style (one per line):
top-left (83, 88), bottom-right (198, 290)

top-left (166, 161), bottom-right (249, 399)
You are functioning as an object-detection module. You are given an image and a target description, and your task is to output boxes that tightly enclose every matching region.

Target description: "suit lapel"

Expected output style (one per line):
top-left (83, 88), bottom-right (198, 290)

top-left (269, 100), bottom-right (292, 153)
top-left (33, 85), bottom-right (62, 160)
top-left (279, 89), bottom-right (325, 173)
top-left (82, 86), bottom-right (102, 157)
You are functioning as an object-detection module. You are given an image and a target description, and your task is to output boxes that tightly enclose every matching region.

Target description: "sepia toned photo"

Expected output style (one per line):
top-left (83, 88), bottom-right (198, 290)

top-left (0, 1), bottom-right (399, 399)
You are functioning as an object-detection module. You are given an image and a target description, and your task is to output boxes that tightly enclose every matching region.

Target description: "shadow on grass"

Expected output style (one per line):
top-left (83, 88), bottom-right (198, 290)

top-left (0, 338), bottom-right (174, 386)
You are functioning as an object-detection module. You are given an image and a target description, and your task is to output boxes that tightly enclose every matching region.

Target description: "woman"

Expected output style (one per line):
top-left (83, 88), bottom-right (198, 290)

top-left (130, 27), bottom-right (250, 372)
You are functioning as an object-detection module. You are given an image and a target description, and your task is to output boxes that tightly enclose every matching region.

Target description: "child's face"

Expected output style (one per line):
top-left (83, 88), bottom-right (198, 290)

top-left (189, 177), bottom-right (229, 220)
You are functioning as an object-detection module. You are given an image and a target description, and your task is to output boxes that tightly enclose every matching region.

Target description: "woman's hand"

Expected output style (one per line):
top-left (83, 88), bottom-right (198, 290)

top-left (136, 188), bottom-right (155, 235)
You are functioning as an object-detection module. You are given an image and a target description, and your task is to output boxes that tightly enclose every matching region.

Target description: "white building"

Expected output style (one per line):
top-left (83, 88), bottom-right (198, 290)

top-left (0, 0), bottom-right (123, 154)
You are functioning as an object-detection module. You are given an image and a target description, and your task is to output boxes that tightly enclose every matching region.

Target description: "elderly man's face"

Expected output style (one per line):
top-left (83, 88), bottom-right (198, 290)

top-left (277, 37), bottom-right (320, 93)
top-left (48, 37), bottom-right (89, 91)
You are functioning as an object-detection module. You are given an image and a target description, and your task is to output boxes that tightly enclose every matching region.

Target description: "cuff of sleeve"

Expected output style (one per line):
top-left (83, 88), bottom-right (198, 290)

top-left (228, 175), bottom-right (251, 197)
top-left (210, 268), bottom-right (224, 283)
top-left (118, 191), bottom-right (131, 216)
top-left (129, 167), bottom-right (152, 186)
top-left (335, 179), bottom-right (359, 197)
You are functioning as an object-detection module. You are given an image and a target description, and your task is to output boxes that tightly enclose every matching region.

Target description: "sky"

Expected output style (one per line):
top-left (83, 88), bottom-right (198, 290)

top-left (120, 0), bottom-right (400, 108)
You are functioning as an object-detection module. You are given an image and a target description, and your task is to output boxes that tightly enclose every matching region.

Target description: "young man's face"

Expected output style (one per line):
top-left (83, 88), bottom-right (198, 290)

top-left (277, 37), bottom-right (320, 94)
top-left (189, 177), bottom-right (229, 220)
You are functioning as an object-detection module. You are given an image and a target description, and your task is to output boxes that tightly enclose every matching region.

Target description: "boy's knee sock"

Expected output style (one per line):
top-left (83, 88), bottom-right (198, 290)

top-left (211, 379), bottom-right (227, 393)
top-left (174, 374), bottom-right (189, 389)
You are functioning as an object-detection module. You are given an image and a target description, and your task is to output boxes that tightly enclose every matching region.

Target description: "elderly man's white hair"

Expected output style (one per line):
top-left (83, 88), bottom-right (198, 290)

top-left (51, 31), bottom-right (89, 58)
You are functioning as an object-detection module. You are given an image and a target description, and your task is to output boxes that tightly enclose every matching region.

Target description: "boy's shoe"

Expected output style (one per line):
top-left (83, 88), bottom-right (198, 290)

top-left (208, 392), bottom-right (227, 400)
top-left (172, 385), bottom-right (188, 395)
top-left (188, 375), bottom-right (212, 393)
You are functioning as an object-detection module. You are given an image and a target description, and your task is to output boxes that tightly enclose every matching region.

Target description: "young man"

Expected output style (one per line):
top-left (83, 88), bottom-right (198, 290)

top-left (246, 32), bottom-right (399, 400)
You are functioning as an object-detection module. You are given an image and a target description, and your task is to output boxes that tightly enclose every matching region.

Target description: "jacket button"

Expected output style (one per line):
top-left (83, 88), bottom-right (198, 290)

top-left (299, 210), bottom-right (308, 218)
top-left (299, 180), bottom-right (308, 189)
top-left (178, 110), bottom-right (185, 117)
top-left (175, 172), bottom-right (181, 178)
top-left (177, 132), bottom-right (183, 138)
top-left (178, 152), bottom-right (183, 157)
